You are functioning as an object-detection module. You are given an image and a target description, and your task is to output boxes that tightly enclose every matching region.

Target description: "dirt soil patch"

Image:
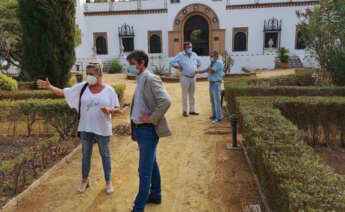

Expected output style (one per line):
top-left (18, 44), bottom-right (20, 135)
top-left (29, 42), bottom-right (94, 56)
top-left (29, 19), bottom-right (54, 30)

top-left (313, 146), bottom-right (345, 175)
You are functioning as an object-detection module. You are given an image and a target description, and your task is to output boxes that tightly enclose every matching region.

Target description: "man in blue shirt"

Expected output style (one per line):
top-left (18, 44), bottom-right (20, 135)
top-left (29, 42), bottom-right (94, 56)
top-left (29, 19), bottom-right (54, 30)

top-left (170, 41), bottom-right (201, 117)
top-left (196, 51), bottom-right (224, 123)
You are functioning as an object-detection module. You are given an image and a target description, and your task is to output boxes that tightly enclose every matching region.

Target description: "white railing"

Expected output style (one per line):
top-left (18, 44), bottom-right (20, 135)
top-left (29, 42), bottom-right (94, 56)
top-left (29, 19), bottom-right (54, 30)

top-left (85, 0), bottom-right (167, 12)
top-left (227, 0), bottom-right (317, 5)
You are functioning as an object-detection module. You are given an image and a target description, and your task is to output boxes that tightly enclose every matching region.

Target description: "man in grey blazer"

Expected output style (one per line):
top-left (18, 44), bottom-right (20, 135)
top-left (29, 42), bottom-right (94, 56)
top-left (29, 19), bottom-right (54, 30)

top-left (127, 50), bottom-right (172, 212)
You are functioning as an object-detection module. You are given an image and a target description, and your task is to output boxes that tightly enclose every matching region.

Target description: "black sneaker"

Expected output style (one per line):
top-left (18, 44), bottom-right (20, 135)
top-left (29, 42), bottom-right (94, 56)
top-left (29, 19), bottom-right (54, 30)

top-left (147, 195), bottom-right (162, 204)
top-left (189, 112), bottom-right (199, 115)
top-left (183, 112), bottom-right (188, 117)
top-left (209, 116), bottom-right (215, 120)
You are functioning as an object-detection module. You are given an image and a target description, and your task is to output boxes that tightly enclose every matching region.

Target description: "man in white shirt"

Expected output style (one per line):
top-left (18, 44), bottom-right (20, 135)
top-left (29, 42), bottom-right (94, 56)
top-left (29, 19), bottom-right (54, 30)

top-left (170, 41), bottom-right (201, 117)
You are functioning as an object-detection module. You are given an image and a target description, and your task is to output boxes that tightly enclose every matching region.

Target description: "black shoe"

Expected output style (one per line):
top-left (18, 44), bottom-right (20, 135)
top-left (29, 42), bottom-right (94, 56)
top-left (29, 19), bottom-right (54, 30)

top-left (148, 195), bottom-right (162, 204)
top-left (189, 112), bottom-right (199, 115)
top-left (209, 116), bottom-right (215, 120)
top-left (183, 112), bottom-right (188, 117)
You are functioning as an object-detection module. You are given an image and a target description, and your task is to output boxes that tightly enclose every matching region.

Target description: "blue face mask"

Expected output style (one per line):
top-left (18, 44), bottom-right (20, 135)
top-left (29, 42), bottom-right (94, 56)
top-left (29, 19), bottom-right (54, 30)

top-left (128, 65), bottom-right (139, 75)
top-left (187, 48), bottom-right (193, 54)
top-left (211, 58), bottom-right (216, 63)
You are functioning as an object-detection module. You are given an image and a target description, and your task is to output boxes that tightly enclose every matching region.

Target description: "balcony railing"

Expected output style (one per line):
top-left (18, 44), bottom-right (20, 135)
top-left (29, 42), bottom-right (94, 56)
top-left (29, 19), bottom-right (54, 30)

top-left (226, 0), bottom-right (318, 5)
top-left (85, 0), bottom-right (168, 12)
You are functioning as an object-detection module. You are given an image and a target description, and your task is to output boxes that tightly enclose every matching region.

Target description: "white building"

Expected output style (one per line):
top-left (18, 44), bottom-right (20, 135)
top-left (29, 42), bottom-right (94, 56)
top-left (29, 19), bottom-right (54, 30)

top-left (75, 0), bottom-right (319, 73)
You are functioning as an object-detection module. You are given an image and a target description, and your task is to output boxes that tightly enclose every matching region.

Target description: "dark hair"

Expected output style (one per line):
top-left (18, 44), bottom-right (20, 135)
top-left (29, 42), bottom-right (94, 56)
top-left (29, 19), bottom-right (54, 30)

top-left (211, 51), bottom-right (219, 57)
top-left (184, 41), bottom-right (192, 49)
top-left (126, 50), bottom-right (149, 67)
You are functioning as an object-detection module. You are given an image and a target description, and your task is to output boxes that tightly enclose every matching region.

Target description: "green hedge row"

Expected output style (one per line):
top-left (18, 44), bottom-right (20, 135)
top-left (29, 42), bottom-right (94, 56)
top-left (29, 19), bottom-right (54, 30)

top-left (247, 69), bottom-right (316, 87)
top-left (225, 72), bottom-right (345, 114)
top-left (0, 99), bottom-right (78, 138)
top-left (0, 135), bottom-right (79, 195)
top-left (236, 97), bottom-right (345, 212)
top-left (0, 84), bottom-right (126, 102)
top-left (273, 97), bottom-right (345, 147)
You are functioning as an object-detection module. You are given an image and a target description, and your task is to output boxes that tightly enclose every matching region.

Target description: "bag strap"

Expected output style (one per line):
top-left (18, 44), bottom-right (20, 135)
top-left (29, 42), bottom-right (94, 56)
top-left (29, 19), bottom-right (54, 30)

top-left (78, 83), bottom-right (89, 122)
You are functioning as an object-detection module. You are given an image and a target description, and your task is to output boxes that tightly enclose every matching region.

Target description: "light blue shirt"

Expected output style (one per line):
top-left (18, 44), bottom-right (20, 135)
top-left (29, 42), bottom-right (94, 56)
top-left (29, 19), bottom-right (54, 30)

top-left (205, 60), bottom-right (224, 82)
top-left (169, 51), bottom-right (201, 77)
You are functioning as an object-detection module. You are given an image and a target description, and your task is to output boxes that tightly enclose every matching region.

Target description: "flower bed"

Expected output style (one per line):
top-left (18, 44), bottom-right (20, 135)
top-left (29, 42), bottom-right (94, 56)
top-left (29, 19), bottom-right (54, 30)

top-left (0, 135), bottom-right (79, 207)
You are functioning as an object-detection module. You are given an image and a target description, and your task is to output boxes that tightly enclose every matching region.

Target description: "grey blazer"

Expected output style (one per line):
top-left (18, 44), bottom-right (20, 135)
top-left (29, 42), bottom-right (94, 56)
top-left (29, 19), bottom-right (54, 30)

top-left (131, 71), bottom-right (172, 140)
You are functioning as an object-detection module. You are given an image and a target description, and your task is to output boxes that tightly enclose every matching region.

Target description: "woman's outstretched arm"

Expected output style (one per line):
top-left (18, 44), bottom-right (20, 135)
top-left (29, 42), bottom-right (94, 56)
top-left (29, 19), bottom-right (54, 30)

top-left (37, 78), bottom-right (64, 97)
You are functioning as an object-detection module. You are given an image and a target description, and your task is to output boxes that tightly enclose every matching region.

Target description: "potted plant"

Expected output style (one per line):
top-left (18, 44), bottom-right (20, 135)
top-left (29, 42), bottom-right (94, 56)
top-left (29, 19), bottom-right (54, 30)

top-left (278, 47), bottom-right (290, 69)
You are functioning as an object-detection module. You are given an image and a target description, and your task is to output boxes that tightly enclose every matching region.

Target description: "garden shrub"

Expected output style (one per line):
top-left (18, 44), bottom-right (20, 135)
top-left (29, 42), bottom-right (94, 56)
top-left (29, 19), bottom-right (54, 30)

top-left (235, 97), bottom-right (345, 212)
top-left (0, 84), bottom-right (126, 101)
top-left (0, 73), bottom-right (18, 91)
top-left (0, 99), bottom-right (78, 138)
top-left (225, 72), bottom-right (345, 114)
top-left (0, 90), bottom-right (62, 100)
top-left (108, 59), bottom-right (123, 74)
top-left (112, 84), bottom-right (126, 102)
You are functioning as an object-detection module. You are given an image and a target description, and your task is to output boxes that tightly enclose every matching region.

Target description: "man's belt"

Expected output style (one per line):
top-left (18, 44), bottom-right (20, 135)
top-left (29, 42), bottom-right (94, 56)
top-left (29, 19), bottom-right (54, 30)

top-left (210, 80), bottom-right (222, 84)
top-left (133, 123), bottom-right (154, 128)
top-left (183, 75), bottom-right (195, 78)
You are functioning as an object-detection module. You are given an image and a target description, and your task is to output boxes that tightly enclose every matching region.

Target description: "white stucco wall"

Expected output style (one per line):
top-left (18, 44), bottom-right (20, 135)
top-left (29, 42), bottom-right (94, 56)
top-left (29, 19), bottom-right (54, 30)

top-left (75, 0), bottom-right (318, 73)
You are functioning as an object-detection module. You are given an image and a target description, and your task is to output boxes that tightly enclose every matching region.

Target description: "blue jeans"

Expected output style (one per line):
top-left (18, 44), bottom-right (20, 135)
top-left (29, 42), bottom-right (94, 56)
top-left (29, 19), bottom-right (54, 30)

top-left (133, 125), bottom-right (161, 212)
top-left (80, 132), bottom-right (111, 182)
top-left (209, 82), bottom-right (222, 121)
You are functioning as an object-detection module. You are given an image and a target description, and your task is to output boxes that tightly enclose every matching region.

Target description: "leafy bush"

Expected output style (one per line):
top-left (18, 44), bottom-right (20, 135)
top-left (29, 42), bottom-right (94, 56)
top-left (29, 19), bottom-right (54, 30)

top-left (111, 84), bottom-right (126, 102)
top-left (297, 1), bottom-right (345, 86)
top-left (0, 73), bottom-right (18, 91)
top-left (234, 97), bottom-right (345, 212)
top-left (108, 59), bottom-right (123, 74)
top-left (277, 47), bottom-right (290, 63)
top-left (152, 65), bottom-right (167, 76)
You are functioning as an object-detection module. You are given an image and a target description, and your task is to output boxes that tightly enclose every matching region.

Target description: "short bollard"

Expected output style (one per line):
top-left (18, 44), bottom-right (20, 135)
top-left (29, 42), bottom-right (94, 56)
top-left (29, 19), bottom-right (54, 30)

top-left (230, 114), bottom-right (238, 148)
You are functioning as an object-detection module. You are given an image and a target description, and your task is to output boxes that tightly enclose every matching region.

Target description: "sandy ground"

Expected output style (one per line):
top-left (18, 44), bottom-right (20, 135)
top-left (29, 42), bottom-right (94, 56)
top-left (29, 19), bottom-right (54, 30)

top-left (9, 74), bottom-right (262, 212)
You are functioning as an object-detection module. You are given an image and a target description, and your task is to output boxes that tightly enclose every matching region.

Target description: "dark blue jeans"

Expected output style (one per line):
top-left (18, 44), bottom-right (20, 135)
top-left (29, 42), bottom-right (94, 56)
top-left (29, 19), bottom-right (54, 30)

top-left (133, 125), bottom-right (161, 212)
top-left (80, 132), bottom-right (111, 182)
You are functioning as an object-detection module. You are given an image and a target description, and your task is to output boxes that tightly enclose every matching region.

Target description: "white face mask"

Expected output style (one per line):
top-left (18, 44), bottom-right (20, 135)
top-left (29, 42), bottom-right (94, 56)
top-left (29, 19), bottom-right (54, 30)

top-left (87, 75), bottom-right (97, 85)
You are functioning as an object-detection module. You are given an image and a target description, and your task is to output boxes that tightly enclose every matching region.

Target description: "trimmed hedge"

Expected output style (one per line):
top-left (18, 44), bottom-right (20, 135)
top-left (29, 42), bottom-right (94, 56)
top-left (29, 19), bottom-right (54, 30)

top-left (0, 84), bottom-right (126, 102)
top-left (273, 97), bottom-right (345, 147)
top-left (0, 73), bottom-right (18, 91)
top-left (225, 73), bottom-right (345, 114)
top-left (236, 97), bottom-right (345, 212)
top-left (0, 99), bottom-right (78, 138)
top-left (0, 90), bottom-right (62, 100)
top-left (247, 69), bottom-right (316, 87)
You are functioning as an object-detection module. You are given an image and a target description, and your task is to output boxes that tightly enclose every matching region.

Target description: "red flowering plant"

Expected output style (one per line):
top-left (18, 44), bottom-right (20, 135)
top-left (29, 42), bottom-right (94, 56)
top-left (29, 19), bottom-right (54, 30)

top-left (296, 0), bottom-right (345, 86)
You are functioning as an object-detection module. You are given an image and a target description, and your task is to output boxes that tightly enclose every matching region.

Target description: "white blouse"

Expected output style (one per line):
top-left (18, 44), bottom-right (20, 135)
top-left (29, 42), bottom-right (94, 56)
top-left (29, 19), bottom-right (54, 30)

top-left (63, 82), bottom-right (119, 136)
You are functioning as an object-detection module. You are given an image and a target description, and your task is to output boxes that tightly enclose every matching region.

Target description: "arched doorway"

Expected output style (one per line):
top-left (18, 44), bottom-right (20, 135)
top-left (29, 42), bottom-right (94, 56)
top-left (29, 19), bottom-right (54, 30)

top-left (168, 3), bottom-right (225, 57)
top-left (184, 15), bottom-right (209, 56)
